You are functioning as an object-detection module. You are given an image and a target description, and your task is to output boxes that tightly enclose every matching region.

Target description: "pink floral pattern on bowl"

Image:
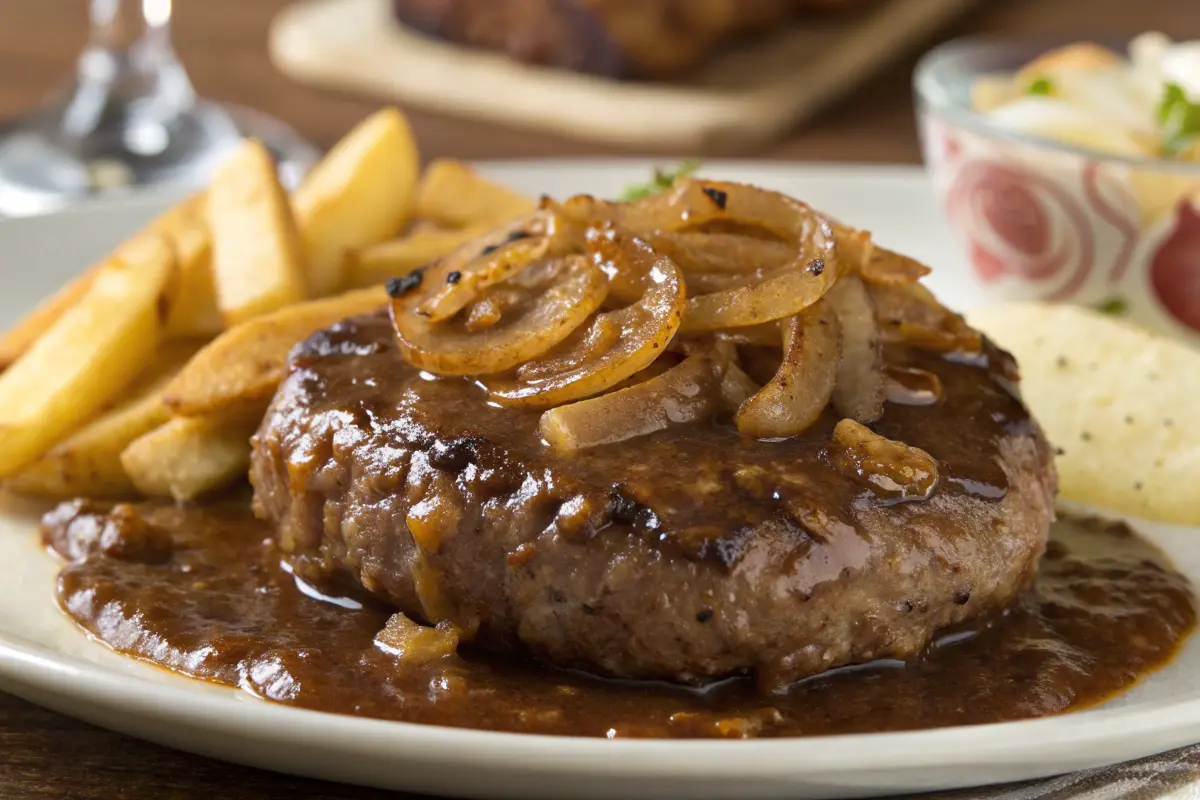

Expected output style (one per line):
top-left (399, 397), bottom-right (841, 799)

top-left (921, 113), bottom-right (1200, 344)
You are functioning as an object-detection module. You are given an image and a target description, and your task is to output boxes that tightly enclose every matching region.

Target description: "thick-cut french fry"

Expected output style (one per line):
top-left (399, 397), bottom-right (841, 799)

top-left (344, 226), bottom-right (488, 289)
top-left (294, 108), bottom-right (420, 296)
top-left (0, 263), bottom-right (101, 370)
top-left (208, 139), bottom-right (308, 326)
top-left (120, 412), bottom-right (260, 502)
top-left (7, 340), bottom-right (204, 498)
top-left (163, 286), bottom-right (387, 417)
top-left (0, 195), bottom-right (220, 368)
top-left (160, 194), bottom-right (222, 338)
top-left (413, 160), bottom-right (535, 229)
top-left (0, 235), bottom-right (174, 478)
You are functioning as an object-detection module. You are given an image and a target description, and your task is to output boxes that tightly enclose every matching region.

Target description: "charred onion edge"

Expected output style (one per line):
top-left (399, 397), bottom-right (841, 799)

top-left (734, 299), bottom-right (841, 439)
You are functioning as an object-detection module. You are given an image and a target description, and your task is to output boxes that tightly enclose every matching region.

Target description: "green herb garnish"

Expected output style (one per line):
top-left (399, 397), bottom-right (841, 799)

top-left (1157, 82), bottom-right (1200, 157)
top-left (1026, 76), bottom-right (1055, 97)
top-left (1094, 296), bottom-right (1130, 317)
top-left (619, 159), bottom-right (701, 201)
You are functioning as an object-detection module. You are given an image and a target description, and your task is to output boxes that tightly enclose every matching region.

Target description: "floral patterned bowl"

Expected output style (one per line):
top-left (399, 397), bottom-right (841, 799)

top-left (915, 38), bottom-right (1200, 344)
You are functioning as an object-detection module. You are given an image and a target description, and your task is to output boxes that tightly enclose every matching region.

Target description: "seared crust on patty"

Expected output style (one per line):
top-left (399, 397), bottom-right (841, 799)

top-left (251, 312), bottom-right (1056, 689)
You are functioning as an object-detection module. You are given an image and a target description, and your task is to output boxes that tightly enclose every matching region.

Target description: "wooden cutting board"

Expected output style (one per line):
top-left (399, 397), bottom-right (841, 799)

top-left (270, 0), bottom-right (979, 154)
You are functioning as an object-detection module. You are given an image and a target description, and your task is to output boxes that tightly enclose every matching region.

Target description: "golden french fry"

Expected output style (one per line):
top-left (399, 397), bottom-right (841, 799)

top-left (294, 108), bottom-right (421, 296)
top-left (120, 412), bottom-right (260, 502)
top-left (0, 193), bottom-right (215, 368)
top-left (0, 264), bottom-right (101, 370)
top-left (163, 286), bottom-right (387, 417)
top-left (414, 160), bottom-right (535, 229)
top-left (407, 219), bottom-right (458, 235)
top-left (344, 226), bottom-right (488, 289)
top-left (7, 340), bottom-right (204, 498)
top-left (159, 194), bottom-right (222, 338)
top-left (0, 235), bottom-right (174, 478)
top-left (208, 139), bottom-right (308, 326)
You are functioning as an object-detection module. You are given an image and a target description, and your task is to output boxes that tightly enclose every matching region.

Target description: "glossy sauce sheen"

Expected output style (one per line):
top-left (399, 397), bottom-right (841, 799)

top-left (45, 504), bottom-right (1195, 738)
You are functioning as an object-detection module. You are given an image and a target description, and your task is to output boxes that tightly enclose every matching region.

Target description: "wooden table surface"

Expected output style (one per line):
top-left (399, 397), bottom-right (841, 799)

top-left (0, 0), bottom-right (1195, 797)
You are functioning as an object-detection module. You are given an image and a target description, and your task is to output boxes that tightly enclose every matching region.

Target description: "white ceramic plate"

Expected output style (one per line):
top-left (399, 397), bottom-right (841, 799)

top-left (1, 162), bottom-right (1198, 800)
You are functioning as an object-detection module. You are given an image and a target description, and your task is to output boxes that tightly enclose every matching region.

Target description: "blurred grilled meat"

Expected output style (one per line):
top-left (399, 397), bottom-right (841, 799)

top-left (391, 0), bottom-right (866, 79)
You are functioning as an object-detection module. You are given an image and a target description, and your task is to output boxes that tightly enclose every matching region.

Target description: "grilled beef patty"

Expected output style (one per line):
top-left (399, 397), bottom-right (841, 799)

top-left (250, 311), bottom-right (1056, 689)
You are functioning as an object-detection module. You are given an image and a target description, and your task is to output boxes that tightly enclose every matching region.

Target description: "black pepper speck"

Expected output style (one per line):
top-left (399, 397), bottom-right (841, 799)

top-left (701, 187), bottom-right (728, 209)
top-left (385, 270), bottom-right (423, 297)
top-left (446, 270), bottom-right (462, 284)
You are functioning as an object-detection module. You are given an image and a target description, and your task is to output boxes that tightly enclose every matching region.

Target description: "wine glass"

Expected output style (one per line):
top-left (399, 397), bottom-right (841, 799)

top-left (0, 0), bottom-right (320, 217)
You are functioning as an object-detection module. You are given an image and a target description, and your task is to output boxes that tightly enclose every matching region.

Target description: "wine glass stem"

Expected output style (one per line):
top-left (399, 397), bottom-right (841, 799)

top-left (90, 0), bottom-right (170, 51)
top-left (64, 0), bottom-right (193, 140)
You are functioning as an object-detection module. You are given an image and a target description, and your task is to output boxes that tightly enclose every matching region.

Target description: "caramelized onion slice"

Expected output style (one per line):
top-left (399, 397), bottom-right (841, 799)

top-left (391, 256), bottom-right (607, 375)
top-left (868, 281), bottom-right (982, 353)
top-left (412, 214), bottom-right (550, 323)
top-left (585, 222), bottom-right (653, 304)
top-left (834, 225), bottom-right (875, 273)
top-left (539, 350), bottom-right (725, 451)
top-left (825, 275), bottom-right (885, 423)
top-left (625, 180), bottom-right (833, 243)
top-left (713, 321), bottom-right (782, 348)
top-left (684, 270), bottom-right (761, 294)
top-left (562, 181), bottom-right (839, 330)
top-left (487, 233), bottom-right (686, 408)
top-left (828, 419), bottom-right (938, 501)
top-left (718, 358), bottom-right (759, 412)
top-left (861, 246), bottom-right (932, 286)
top-left (644, 231), bottom-right (793, 274)
top-left (735, 300), bottom-right (841, 438)
top-left (885, 366), bottom-right (944, 406)
top-left (682, 260), bottom-right (838, 333)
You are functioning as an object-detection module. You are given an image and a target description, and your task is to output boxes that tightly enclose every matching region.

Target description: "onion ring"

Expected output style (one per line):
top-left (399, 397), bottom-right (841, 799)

top-left (390, 255), bottom-right (608, 375)
top-left (560, 181), bottom-right (838, 330)
top-left (824, 275), bottom-right (885, 423)
top-left (486, 230), bottom-right (686, 408)
top-left (644, 231), bottom-right (792, 274)
top-left (681, 259), bottom-right (838, 333)
top-left (584, 222), bottom-right (652, 304)
top-left (413, 213), bottom-right (550, 323)
top-left (734, 300), bottom-right (841, 438)
top-left (713, 321), bottom-right (782, 348)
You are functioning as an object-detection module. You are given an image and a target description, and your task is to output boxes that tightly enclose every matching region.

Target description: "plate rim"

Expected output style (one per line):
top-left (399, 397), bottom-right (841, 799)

top-left (0, 160), bottom-right (1195, 796)
top-left (3, 624), bottom-right (1200, 778)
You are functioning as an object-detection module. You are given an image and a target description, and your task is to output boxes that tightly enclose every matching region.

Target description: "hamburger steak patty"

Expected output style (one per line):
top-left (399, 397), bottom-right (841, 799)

top-left (251, 311), bottom-right (1057, 689)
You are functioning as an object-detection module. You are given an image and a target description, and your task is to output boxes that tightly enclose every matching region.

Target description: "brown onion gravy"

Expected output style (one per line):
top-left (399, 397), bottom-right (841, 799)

top-left (44, 502), bottom-right (1195, 739)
